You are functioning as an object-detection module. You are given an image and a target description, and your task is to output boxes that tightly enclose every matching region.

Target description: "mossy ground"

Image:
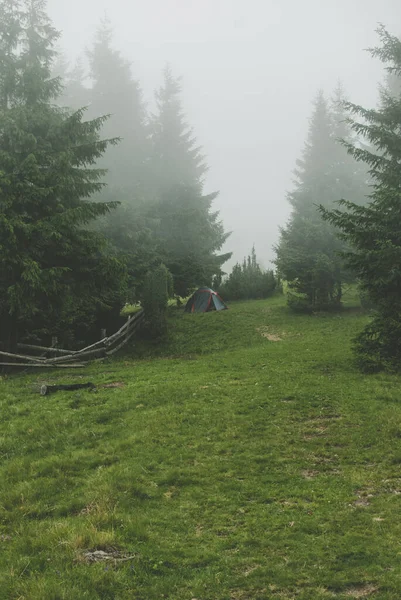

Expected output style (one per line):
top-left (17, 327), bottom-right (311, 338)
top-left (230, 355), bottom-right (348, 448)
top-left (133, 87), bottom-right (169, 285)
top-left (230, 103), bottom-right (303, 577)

top-left (1, 293), bottom-right (401, 599)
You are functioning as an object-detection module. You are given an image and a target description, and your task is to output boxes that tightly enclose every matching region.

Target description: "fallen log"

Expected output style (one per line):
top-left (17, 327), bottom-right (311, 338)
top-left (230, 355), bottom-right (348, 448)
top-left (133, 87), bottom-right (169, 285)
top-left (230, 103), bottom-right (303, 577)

top-left (40, 382), bottom-right (95, 395)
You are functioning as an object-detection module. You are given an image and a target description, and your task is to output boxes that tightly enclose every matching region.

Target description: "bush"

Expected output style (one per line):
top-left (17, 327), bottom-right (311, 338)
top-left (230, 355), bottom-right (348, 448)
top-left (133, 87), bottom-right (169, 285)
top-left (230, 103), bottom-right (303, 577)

top-left (218, 247), bottom-right (277, 301)
top-left (286, 290), bottom-right (313, 313)
top-left (354, 311), bottom-right (401, 373)
top-left (141, 264), bottom-right (174, 338)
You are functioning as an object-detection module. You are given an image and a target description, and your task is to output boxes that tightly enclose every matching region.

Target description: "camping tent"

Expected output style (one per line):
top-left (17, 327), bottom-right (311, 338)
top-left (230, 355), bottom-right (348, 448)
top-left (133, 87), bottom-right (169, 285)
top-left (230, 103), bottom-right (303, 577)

top-left (184, 287), bottom-right (228, 313)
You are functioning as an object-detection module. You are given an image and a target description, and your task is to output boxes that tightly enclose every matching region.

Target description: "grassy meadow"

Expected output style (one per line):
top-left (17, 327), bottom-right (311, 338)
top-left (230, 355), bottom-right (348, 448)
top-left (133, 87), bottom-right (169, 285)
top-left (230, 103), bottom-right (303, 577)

top-left (1, 293), bottom-right (401, 599)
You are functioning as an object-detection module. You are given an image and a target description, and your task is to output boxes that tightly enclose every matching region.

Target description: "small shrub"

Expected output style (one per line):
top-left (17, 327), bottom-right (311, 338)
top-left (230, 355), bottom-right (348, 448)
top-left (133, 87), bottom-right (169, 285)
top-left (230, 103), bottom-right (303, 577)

top-left (141, 264), bottom-right (173, 338)
top-left (286, 290), bottom-right (313, 313)
top-left (355, 313), bottom-right (401, 373)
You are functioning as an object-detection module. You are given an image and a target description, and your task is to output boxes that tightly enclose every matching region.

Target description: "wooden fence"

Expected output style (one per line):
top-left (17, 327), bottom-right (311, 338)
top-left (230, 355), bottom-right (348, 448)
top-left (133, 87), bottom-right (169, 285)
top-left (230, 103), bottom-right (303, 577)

top-left (0, 309), bottom-right (145, 369)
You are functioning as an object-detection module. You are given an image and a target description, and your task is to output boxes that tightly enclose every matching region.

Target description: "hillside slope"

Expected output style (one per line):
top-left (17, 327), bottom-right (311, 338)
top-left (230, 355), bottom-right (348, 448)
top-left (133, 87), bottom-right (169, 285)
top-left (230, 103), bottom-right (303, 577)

top-left (1, 296), bottom-right (401, 599)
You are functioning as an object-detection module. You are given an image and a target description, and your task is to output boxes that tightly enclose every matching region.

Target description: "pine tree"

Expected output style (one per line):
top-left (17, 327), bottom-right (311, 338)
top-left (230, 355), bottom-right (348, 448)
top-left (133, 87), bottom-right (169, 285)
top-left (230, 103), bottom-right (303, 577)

top-left (291, 91), bottom-right (334, 213)
top-left (150, 65), bottom-right (206, 197)
top-left (0, 0), bottom-right (126, 350)
top-left (330, 82), bottom-right (369, 206)
top-left (0, 0), bottom-right (20, 109)
top-left (275, 88), bottom-right (367, 311)
top-left (154, 185), bottom-right (231, 297)
top-left (86, 19), bottom-right (155, 300)
top-left (321, 27), bottom-right (401, 371)
top-left (150, 66), bottom-right (231, 296)
top-left (380, 33), bottom-right (401, 102)
top-left (276, 91), bottom-right (341, 309)
top-left (87, 18), bottom-right (148, 188)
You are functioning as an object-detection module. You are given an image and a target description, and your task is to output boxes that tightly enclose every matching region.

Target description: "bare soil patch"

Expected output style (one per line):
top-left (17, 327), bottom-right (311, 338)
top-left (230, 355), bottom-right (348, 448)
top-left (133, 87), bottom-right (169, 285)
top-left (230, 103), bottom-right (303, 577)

top-left (257, 327), bottom-right (283, 341)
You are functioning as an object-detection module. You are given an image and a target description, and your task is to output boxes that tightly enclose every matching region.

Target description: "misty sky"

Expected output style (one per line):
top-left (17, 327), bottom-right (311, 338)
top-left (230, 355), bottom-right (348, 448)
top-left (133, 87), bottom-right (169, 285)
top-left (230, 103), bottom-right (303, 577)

top-left (48, 0), bottom-right (400, 269)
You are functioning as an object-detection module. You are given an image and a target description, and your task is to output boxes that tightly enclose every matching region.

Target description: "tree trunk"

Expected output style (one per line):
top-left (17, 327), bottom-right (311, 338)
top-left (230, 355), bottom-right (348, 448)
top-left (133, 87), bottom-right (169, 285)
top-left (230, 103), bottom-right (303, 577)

top-left (335, 281), bottom-right (342, 304)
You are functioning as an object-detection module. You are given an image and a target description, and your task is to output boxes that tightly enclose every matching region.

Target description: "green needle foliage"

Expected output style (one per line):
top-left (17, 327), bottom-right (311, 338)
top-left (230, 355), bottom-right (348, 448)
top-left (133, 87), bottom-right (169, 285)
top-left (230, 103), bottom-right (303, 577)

top-left (149, 66), bottom-right (231, 296)
top-left (149, 65), bottom-right (207, 196)
top-left (153, 185), bottom-right (231, 297)
top-left (0, 0), bottom-right (126, 350)
top-left (85, 19), bottom-right (156, 303)
top-left (276, 88), bottom-right (368, 312)
top-left (219, 246), bottom-right (277, 301)
top-left (321, 27), bottom-right (401, 372)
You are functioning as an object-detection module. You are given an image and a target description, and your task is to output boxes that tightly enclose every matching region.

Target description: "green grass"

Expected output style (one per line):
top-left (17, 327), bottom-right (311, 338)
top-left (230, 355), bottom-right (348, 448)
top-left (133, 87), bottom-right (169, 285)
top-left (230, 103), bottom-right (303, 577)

top-left (1, 294), bottom-right (401, 599)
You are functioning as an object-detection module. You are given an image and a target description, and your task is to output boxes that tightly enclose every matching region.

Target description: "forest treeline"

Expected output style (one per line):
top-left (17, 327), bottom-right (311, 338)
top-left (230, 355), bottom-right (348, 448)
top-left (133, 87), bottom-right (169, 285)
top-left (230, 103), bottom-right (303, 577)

top-left (276, 26), bottom-right (401, 371)
top-left (0, 2), bottom-right (230, 351)
top-left (1, 0), bottom-right (401, 372)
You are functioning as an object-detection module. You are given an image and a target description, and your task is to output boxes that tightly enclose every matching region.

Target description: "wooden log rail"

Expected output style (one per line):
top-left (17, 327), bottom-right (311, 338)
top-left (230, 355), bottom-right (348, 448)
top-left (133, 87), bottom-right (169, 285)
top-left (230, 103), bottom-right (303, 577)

top-left (0, 309), bottom-right (145, 369)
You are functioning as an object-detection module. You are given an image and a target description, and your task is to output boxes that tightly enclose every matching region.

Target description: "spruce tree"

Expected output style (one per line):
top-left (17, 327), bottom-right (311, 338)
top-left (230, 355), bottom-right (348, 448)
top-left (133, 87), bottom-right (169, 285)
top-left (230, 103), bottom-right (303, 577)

top-left (0, 0), bottom-right (126, 350)
top-left (380, 34), bottom-right (401, 102)
top-left (154, 185), bottom-right (231, 297)
top-left (150, 66), bottom-right (231, 296)
top-left (275, 88), bottom-right (367, 311)
top-left (0, 0), bottom-right (21, 110)
top-left (276, 91), bottom-right (341, 309)
top-left (86, 20), bottom-right (155, 301)
top-left (87, 18), bottom-right (148, 188)
top-left (330, 83), bottom-right (369, 207)
top-left (150, 65), bottom-right (206, 196)
top-left (321, 27), bottom-right (401, 371)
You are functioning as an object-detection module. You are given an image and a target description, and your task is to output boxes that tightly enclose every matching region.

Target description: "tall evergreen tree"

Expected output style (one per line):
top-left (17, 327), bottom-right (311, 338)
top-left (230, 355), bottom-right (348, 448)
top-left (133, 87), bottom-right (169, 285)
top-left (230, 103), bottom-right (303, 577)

top-left (276, 91), bottom-right (341, 309)
top-left (150, 65), bottom-right (230, 296)
top-left (0, 0), bottom-right (20, 109)
top-left (153, 185), bottom-right (230, 297)
top-left (86, 20), bottom-right (155, 301)
top-left (150, 65), bottom-right (206, 196)
top-left (380, 34), bottom-right (401, 102)
top-left (0, 0), bottom-right (126, 350)
top-left (330, 83), bottom-right (369, 206)
top-left (275, 88), bottom-right (367, 311)
top-left (87, 18), bottom-right (148, 188)
top-left (321, 27), bottom-right (401, 371)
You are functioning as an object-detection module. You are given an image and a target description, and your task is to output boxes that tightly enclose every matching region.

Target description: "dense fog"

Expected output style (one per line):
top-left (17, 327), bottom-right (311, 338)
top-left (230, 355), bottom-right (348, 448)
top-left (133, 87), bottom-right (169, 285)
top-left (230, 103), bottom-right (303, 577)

top-left (47, 0), bottom-right (400, 267)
